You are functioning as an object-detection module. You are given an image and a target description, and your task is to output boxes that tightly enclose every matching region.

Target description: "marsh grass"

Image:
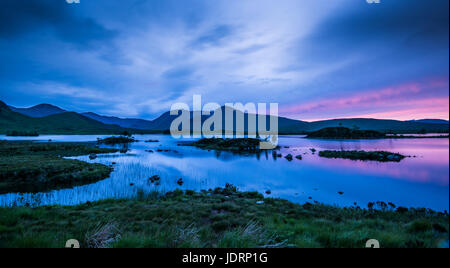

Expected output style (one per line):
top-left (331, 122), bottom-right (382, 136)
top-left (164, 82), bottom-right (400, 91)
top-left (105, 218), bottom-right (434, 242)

top-left (0, 141), bottom-right (117, 194)
top-left (0, 188), bottom-right (448, 248)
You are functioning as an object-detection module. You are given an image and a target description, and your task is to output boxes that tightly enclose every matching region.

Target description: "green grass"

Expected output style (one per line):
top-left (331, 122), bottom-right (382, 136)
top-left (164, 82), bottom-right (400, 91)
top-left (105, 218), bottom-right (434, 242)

top-left (0, 141), bottom-right (118, 194)
top-left (0, 188), bottom-right (447, 248)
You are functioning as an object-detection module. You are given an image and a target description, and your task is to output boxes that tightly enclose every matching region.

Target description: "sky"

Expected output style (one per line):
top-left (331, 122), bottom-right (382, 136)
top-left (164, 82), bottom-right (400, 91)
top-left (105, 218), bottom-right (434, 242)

top-left (0, 0), bottom-right (448, 121)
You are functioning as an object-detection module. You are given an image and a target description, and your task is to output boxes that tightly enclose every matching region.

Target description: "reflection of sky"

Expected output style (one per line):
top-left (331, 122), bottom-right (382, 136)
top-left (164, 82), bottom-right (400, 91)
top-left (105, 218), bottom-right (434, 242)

top-left (0, 135), bottom-right (448, 211)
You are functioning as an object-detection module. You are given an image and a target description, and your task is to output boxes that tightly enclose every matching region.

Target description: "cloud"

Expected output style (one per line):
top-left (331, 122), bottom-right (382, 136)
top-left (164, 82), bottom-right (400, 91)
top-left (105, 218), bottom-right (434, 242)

top-left (0, 0), bottom-right (448, 121)
top-left (0, 0), bottom-right (117, 49)
top-left (281, 77), bottom-right (449, 120)
top-left (190, 25), bottom-right (234, 48)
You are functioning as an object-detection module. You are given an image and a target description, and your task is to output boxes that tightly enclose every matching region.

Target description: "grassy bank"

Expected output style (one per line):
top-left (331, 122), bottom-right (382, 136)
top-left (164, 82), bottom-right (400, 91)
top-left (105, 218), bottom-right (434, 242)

top-left (0, 141), bottom-right (117, 194)
top-left (0, 187), bottom-right (447, 248)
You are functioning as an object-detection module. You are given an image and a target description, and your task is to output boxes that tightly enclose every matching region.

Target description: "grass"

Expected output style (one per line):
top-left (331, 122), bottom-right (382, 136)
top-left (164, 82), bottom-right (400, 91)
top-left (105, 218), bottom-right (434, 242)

top-left (186, 138), bottom-right (264, 153)
top-left (96, 136), bottom-right (137, 145)
top-left (318, 150), bottom-right (407, 162)
top-left (0, 187), bottom-right (447, 248)
top-left (0, 141), bottom-right (118, 194)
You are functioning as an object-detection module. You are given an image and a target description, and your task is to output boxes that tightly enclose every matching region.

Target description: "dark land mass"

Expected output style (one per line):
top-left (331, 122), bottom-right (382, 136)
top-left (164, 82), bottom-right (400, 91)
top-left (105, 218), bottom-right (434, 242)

top-left (0, 141), bottom-right (117, 194)
top-left (0, 187), bottom-right (447, 248)
top-left (6, 131), bottom-right (39, 137)
top-left (186, 138), bottom-right (265, 153)
top-left (96, 136), bottom-right (137, 145)
top-left (306, 127), bottom-right (386, 139)
top-left (318, 150), bottom-right (407, 162)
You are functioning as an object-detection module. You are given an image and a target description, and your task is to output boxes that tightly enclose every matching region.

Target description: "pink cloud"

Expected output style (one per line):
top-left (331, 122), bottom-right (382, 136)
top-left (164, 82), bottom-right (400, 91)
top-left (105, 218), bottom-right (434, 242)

top-left (281, 77), bottom-right (449, 121)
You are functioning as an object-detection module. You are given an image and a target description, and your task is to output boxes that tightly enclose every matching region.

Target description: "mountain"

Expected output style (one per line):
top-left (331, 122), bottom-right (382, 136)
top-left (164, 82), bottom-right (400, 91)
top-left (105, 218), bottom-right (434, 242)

top-left (82, 112), bottom-right (154, 130)
top-left (9, 104), bottom-right (66, 118)
top-left (0, 101), bottom-right (139, 135)
top-left (145, 108), bottom-right (448, 134)
top-left (3, 100), bottom-right (449, 134)
top-left (409, 119), bottom-right (449, 124)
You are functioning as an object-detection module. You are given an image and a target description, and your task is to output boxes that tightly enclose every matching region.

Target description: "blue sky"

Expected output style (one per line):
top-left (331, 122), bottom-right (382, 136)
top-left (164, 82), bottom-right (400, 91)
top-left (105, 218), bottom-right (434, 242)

top-left (0, 0), bottom-right (448, 121)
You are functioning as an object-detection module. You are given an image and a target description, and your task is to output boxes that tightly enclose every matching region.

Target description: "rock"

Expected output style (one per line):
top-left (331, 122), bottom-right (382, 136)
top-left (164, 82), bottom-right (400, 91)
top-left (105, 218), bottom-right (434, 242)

top-left (89, 154), bottom-right (97, 160)
top-left (265, 190), bottom-right (271, 195)
top-left (295, 155), bottom-right (303, 160)
top-left (310, 148), bottom-right (317, 153)
top-left (177, 178), bottom-right (184, 186)
top-left (338, 191), bottom-right (344, 195)
top-left (146, 150), bottom-right (154, 153)
top-left (129, 183), bottom-right (134, 186)
top-left (149, 175), bottom-right (161, 183)
top-left (145, 140), bottom-right (159, 143)
top-left (285, 154), bottom-right (293, 161)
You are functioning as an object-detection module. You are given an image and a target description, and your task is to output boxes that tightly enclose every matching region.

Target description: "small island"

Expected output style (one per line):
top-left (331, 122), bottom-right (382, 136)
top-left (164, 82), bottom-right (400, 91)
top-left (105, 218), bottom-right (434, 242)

top-left (319, 150), bottom-right (407, 162)
top-left (307, 127), bottom-right (386, 139)
top-left (186, 138), bottom-right (264, 153)
top-left (96, 136), bottom-right (137, 145)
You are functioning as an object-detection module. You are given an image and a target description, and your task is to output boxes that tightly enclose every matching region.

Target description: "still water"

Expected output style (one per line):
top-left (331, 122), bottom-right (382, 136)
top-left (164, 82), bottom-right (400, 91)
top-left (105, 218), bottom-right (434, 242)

top-left (0, 135), bottom-right (448, 211)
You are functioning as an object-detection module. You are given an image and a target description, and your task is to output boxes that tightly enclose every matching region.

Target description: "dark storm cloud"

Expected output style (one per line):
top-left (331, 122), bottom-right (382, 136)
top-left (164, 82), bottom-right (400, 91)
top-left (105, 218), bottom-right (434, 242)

top-left (302, 0), bottom-right (449, 57)
top-left (0, 0), bottom-right (117, 49)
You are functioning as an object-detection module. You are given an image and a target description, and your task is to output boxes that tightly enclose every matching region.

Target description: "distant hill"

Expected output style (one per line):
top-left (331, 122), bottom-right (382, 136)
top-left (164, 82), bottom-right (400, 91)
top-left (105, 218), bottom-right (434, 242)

top-left (0, 101), bottom-right (142, 135)
top-left (409, 119), bottom-right (449, 124)
top-left (82, 112), bottom-right (154, 130)
top-left (9, 104), bottom-right (66, 118)
top-left (307, 118), bottom-right (449, 133)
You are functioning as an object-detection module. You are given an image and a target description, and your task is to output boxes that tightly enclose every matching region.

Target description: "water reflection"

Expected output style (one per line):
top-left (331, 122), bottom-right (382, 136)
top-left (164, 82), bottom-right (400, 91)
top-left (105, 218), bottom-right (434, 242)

top-left (0, 135), bottom-right (448, 211)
